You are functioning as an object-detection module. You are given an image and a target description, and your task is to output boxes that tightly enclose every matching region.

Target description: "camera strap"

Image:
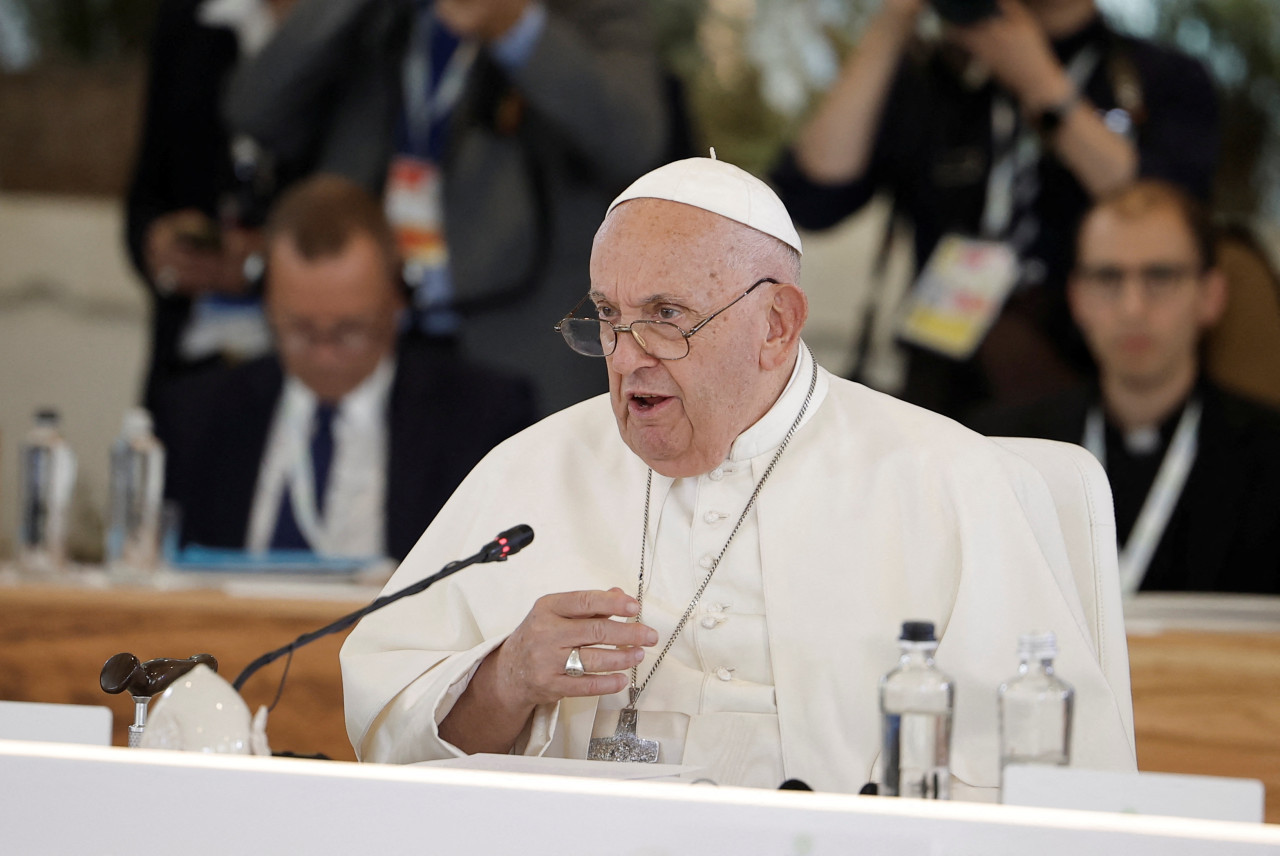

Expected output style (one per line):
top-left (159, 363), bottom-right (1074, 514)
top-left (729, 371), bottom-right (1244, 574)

top-left (980, 43), bottom-right (1103, 245)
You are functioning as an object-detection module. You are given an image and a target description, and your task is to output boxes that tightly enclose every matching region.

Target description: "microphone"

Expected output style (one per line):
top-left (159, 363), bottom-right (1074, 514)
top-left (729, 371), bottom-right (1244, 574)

top-left (101, 652), bottom-right (220, 698)
top-left (232, 524), bottom-right (534, 692)
top-left (778, 779), bottom-right (813, 791)
top-left (479, 524), bottom-right (534, 562)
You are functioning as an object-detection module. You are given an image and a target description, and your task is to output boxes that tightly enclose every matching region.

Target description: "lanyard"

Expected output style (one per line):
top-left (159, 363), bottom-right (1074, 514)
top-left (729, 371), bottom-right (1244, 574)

top-left (1083, 398), bottom-right (1201, 595)
top-left (402, 10), bottom-right (477, 158)
top-left (980, 44), bottom-right (1103, 240)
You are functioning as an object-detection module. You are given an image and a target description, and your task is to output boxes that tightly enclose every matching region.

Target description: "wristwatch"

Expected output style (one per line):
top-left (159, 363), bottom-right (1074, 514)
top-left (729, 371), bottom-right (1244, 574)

top-left (1035, 89), bottom-right (1082, 140)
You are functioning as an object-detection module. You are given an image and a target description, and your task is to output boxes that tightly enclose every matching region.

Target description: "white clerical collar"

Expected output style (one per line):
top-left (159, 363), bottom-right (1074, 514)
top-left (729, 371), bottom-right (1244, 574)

top-left (282, 355), bottom-right (397, 423)
top-left (1123, 425), bottom-right (1162, 456)
top-left (726, 341), bottom-right (827, 463)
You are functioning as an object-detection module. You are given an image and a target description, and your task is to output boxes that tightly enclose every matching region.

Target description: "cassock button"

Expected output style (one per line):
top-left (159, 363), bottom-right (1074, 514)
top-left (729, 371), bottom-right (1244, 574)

top-left (701, 605), bottom-right (728, 629)
top-left (699, 555), bottom-right (714, 569)
top-left (709, 466), bottom-right (725, 481)
top-left (715, 667), bottom-right (734, 682)
top-left (703, 511), bottom-right (724, 524)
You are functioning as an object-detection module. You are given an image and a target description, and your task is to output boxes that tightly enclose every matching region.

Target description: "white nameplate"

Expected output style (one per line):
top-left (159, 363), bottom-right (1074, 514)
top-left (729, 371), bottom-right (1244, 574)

top-left (1002, 764), bottom-right (1264, 823)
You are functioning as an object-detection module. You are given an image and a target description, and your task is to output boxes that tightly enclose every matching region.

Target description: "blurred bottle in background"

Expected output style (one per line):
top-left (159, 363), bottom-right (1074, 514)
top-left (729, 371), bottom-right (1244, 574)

top-left (106, 407), bottom-right (166, 580)
top-left (880, 620), bottom-right (954, 799)
top-left (19, 409), bottom-right (77, 575)
top-left (998, 630), bottom-right (1074, 788)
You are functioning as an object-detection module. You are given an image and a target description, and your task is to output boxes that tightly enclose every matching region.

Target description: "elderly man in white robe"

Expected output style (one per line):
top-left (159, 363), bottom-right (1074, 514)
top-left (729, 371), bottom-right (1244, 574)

top-left (340, 157), bottom-right (1136, 798)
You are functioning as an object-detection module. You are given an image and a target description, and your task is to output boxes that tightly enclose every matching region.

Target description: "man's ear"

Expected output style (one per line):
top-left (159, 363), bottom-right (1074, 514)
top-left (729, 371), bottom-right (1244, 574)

top-left (1198, 267), bottom-right (1228, 328)
top-left (761, 282), bottom-right (808, 371)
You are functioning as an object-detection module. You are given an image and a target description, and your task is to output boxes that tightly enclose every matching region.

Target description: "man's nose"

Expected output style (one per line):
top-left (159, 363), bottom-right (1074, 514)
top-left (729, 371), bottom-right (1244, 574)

top-left (308, 338), bottom-right (346, 357)
top-left (608, 326), bottom-right (659, 373)
top-left (304, 337), bottom-right (356, 366)
top-left (1118, 280), bottom-right (1150, 315)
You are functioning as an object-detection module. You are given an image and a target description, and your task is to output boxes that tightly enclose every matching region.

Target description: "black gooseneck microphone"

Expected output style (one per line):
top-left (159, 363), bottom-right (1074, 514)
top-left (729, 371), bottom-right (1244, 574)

top-left (232, 524), bottom-right (534, 692)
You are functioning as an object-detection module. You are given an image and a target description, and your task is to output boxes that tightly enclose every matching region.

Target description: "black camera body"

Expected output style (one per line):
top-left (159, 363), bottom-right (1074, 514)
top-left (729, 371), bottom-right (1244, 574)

top-left (931, 0), bottom-right (1000, 25)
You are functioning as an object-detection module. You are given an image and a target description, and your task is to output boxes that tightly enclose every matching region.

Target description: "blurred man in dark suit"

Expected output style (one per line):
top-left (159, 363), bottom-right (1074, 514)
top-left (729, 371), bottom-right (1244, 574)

top-left (163, 174), bottom-right (536, 561)
top-left (971, 181), bottom-right (1280, 594)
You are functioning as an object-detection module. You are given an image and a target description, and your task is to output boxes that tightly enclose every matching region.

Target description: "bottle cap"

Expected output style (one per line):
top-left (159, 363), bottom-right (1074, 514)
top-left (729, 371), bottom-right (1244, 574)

top-left (1017, 630), bottom-right (1058, 659)
top-left (120, 407), bottom-right (154, 438)
top-left (899, 621), bottom-right (937, 642)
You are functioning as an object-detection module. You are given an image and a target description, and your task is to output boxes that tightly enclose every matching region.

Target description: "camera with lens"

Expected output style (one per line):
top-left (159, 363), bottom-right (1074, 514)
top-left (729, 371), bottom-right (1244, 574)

top-left (930, 0), bottom-right (1000, 25)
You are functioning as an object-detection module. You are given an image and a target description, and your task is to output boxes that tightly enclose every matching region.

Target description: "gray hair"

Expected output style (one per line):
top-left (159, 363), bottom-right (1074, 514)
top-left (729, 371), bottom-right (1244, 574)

top-left (732, 226), bottom-right (802, 287)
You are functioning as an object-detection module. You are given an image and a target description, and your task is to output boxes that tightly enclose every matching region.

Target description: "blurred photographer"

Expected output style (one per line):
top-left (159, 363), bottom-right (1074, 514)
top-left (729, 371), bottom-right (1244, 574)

top-left (125, 0), bottom-right (297, 422)
top-left (772, 0), bottom-right (1218, 420)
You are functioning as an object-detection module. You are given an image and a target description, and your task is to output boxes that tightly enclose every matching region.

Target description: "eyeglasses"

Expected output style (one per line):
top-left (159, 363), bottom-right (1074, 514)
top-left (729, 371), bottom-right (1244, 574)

top-left (1074, 263), bottom-right (1200, 301)
top-left (554, 278), bottom-right (776, 361)
top-left (273, 318), bottom-right (385, 353)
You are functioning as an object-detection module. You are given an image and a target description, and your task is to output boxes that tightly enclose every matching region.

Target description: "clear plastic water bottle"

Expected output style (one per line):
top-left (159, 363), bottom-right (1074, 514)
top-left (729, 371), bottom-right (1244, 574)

top-left (880, 620), bottom-right (954, 799)
top-left (18, 409), bottom-right (77, 575)
top-left (105, 408), bottom-right (166, 579)
top-left (998, 630), bottom-right (1074, 781)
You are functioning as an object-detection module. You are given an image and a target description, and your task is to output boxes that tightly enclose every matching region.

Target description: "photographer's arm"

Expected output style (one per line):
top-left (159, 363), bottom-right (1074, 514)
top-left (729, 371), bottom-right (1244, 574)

top-left (793, 0), bottom-right (923, 184)
top-left (950, 0), bottom-right (1135, 198)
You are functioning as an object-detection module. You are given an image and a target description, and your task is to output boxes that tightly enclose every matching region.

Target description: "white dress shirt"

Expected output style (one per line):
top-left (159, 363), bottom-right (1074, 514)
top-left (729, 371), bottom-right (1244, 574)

top-left (248, 358), bottom-right (395, 557)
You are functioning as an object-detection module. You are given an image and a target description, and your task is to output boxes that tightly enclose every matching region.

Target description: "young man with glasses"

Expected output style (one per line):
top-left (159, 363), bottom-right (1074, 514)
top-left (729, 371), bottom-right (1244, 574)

top-left (971, 180), bottom-right (1280, 594)
top-left (341, 157), bottom-right (1136, 796)
top-left (162, 175), bottom-right (535, 561)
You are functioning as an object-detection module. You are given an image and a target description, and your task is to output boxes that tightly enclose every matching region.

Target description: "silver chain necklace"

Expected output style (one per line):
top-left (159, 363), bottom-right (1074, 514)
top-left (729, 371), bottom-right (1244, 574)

top-left (587, 347), bottom-right (818, 762)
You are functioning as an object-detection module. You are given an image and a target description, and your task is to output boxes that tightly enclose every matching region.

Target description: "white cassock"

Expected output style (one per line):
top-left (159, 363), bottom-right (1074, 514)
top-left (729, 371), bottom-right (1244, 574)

top-left (341, 345), bottom-right (1136, 797)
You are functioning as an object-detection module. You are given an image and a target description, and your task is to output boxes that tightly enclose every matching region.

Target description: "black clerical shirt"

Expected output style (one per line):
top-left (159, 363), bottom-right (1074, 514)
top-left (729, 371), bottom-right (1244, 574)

top-left (1102, 402), bottom-right (1185, 548)
top-left (967, 379), bottom-right (1280, 594)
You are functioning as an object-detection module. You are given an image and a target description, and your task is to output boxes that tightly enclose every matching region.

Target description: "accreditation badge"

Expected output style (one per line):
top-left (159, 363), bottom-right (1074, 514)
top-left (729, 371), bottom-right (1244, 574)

top-left (385, 154), bottom-right (449, 279)
top-left (896, 234), bottom-right (1019, 360)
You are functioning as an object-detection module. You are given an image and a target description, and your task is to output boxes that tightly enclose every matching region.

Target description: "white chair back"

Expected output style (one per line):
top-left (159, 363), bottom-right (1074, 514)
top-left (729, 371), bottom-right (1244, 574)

top-left (990, 435), bottom-right (1133, 740)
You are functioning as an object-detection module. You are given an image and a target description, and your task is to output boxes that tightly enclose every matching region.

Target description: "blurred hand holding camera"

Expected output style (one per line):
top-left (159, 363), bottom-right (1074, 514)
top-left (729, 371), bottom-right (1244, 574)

top-left (944, 0), bottom-right (1074, 112)
top-left (145, 209), bottom-right (261, 298)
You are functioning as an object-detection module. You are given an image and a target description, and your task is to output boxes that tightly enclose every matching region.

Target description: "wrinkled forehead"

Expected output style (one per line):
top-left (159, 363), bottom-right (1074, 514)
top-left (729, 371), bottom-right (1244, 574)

top-left (591, 199), bottom-right (761, 299)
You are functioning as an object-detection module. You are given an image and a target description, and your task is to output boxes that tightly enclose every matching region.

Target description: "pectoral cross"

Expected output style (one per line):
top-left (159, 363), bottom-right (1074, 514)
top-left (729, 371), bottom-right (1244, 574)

top-left (587, 705), bottom-right (658, 763)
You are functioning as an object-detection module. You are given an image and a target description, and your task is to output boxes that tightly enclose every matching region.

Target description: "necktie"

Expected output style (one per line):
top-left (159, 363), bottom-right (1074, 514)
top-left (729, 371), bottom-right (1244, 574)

top-left (310, 402), bottom-right (336, 517)
top-left (270, 402), bottom-right (338, 551)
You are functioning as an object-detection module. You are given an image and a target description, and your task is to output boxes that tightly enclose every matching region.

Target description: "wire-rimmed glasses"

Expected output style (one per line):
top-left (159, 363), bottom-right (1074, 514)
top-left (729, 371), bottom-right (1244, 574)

top-left (1073, 262), bottom-right (1200, 302)
top-left (273, 319), bottom-right (385, 354)
top-left (554, 277), bottom-right (776, 360)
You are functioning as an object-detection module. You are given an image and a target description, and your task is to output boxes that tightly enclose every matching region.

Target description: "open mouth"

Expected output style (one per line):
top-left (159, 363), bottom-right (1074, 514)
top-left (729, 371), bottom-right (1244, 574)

top-left (630, 393), bottom-right (672, 411)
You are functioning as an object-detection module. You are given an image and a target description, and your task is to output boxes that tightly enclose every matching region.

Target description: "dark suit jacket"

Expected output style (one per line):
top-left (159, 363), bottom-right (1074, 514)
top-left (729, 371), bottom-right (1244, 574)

top-left (968, 381), bottom-right (1280, 594)
top-left (161, 337), bottom-right (536, 560)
